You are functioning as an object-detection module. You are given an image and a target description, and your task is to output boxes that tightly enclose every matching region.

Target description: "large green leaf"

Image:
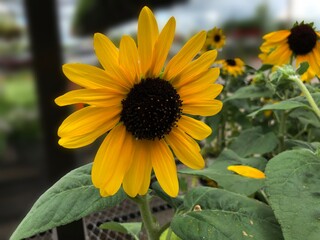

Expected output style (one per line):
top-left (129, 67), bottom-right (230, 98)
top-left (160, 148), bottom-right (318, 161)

top-left (225, 85), bottom-right (273, 101)
top-left (179, 149), bottom-right (266, 196)
top-left (100, 222), bottom-right (142, 240)
top-left (171, 187), bottom-right (283, 240)
top-left (10, 163), bottom-right (126, 240)
top-left (289, 108), bottom-right (320, 128)
top-left (248, 100), bottom-right (310, 117)
top-left (248, 93), bottom-right (320, 118)
top-left (229, 126), bottom-right (278, 157)
top-left (265, 149), bottom-right (320, 240)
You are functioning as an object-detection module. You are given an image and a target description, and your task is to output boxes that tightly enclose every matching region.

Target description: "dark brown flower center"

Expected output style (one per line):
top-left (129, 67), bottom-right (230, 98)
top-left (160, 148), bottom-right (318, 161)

top-left (226, 59), bottom-right (236, 66)
top-left (214, 34), bottom-right (221, 42)
top-left (288, 24), bottom-right (317, 55)
top-left (120, 78), bottom-right (182, 140)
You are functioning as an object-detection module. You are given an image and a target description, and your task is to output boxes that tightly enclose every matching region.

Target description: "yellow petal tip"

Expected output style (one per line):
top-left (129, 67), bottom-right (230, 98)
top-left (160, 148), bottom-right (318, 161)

top-left (227, 165), bottom-right (265, 179)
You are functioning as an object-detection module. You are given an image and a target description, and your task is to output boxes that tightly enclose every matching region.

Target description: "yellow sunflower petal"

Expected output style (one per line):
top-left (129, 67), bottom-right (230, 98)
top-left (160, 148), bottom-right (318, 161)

top-left (94, 33), bottom-right (134, 89)
top-left (151, 139), bottom-right (178, 197)
top-left (148, 17), bottom-right (176, 77)
top-left (297, 54), bottom-right (316, 81)
top-left (92, 124), bottom-right (134, 196)
top-left (176, 67), bottom-right (220, 92)
top-left (58, 106), bottom-right (120, 148)
top-left (165, 127), bottom-right (204, 169)
top-left (138, 6), bottom-right (159, 76)
top-left (183, 99), bottom-right (223, 116)
top-left (179, 83), bottom-right (223, 101)
top-left (94, 33), bottom-right (119, 69)
top-left (138, 158), bottom-right (152, 195)
top-left (309, 50), bottom-right (320, 74)
top-left (178, 115), bottom-right (211, 140)
top-left (163, 31), bottom-right (206, 81)
top-left (119, 35), bottom-right (140, 83)
top-left (262, 43), bottom-right (291, 65)
top-left (123, 140), bottom-right (151, 197)
top-left (55, 89), bottom-right (124, 107)
top-left (262, 30), bottom-right (291, 42)
top-left (172, 50), bottom-right (217, 88)
top-left (63, 63), bottom-right (123, 90)
top-left (227, 165), bottom-right (265, 179)
top-left (58, 106), bottom-right (120, 137)
top-left (181, 84), bottom-right (220, 101)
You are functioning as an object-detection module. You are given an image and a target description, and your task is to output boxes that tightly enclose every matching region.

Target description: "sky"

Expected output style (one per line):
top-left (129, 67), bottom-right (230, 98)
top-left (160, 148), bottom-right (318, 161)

top-left (1, 0), bottom-right (320, 44)
top-left (107, 0), bottom-right (320, 37)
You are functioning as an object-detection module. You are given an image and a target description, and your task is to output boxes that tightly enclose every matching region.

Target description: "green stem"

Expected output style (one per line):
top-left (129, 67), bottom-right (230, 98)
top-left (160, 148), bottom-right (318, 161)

top-left (134, 195), bottom-right (160, 240)
top-left (277, 111), bottom-right (287, 153)
top-left (289, 75), bottom-right (320, 119)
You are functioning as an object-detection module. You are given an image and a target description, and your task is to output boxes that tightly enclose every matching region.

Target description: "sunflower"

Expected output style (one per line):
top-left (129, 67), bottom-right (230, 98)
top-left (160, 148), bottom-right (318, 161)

top-left (259, 22), bottom-right (320, 81)
top-left (216, 58), bottom-right (245, 77)
top-left (202, 27), bottom-right (226, 51)
top-left (55, 7), bottom-right (223, 198)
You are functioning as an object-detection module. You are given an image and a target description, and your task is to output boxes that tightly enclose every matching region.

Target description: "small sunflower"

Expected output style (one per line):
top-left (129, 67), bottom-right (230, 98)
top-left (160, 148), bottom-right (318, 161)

top-left (55, 7), bottom-right (223, 198)
top-left (259, 22), bottom-right (320, 81)
top-left (216, 58), bottom-right (245, 77)
top-left (202, 27), bottom-right (226, 51)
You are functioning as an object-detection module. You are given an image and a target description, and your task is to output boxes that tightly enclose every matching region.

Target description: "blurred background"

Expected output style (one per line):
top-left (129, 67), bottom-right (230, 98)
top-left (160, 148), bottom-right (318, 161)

top-left (0, 0), bottom-right (319, 239)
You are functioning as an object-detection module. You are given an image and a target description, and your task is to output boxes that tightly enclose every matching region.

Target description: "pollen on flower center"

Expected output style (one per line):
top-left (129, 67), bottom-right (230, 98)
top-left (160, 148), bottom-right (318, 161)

top-left (120, 78), bottom-right (183, 140)
top-left (288, 24), bottom-right (317, 55)
top-left (226, 59), bottom-right (236, 66)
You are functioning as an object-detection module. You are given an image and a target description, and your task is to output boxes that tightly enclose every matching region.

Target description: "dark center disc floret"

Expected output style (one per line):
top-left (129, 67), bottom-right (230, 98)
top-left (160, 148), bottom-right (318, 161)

top-left (120, 78), bottom-right (183, 140)
top-left (226, 59), bottom-right (236, 66)
top-left (288, 24), bottom-right (317, 55)
top-left (214, 34), bottom-right (221, 42)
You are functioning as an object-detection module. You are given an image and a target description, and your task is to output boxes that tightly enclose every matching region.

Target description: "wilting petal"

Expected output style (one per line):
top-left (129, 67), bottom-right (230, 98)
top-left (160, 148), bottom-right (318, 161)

top-left (151, 139), bottom-right (178, 197)
top-left (165, 127), bottom-right (204, 170)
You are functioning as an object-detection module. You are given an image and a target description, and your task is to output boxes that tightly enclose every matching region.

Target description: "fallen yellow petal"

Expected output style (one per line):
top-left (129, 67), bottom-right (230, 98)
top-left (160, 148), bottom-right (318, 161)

top-left (227, 165), bottom-right (265, 179)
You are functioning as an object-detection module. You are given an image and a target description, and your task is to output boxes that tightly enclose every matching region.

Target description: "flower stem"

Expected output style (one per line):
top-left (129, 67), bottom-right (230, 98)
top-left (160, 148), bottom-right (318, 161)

top-left (289, 75), bottom-right (320, 119)
top-left (134, 194), bottom-right (160, 240)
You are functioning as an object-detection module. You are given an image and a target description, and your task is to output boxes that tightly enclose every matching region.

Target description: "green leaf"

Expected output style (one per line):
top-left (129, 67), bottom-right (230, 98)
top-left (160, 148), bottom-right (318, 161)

top-left (296, 61), bottom-right (309, 75)
top-left (10, 163), bottom-right (126, 240)
top-left (100, 222), bottom-right (142, 240)
top-left (179, 149), bottom-right (266, 196)
top-left (258, 64), bottom-right (273, 71)
top-left (265, 149), bottom-right (320, 240)
top-left (171, 187), bottom-right (283, 240)
top-left (284, 139), bottom-right (320, 152)
top-left (289, 108), bottom-right (320, 128)
top-left (160, 228), bottom-right (181, 240)
top-left (249, 93), bottom-right (320, 118)
top-left (225, 85), bottom-right (273, 101)
top-left (229, 127), bottom-right (278, 157)
top-left (151, 182), bottom-right (183, 210)
top-left (248, 100), bottom-right (311, 117)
